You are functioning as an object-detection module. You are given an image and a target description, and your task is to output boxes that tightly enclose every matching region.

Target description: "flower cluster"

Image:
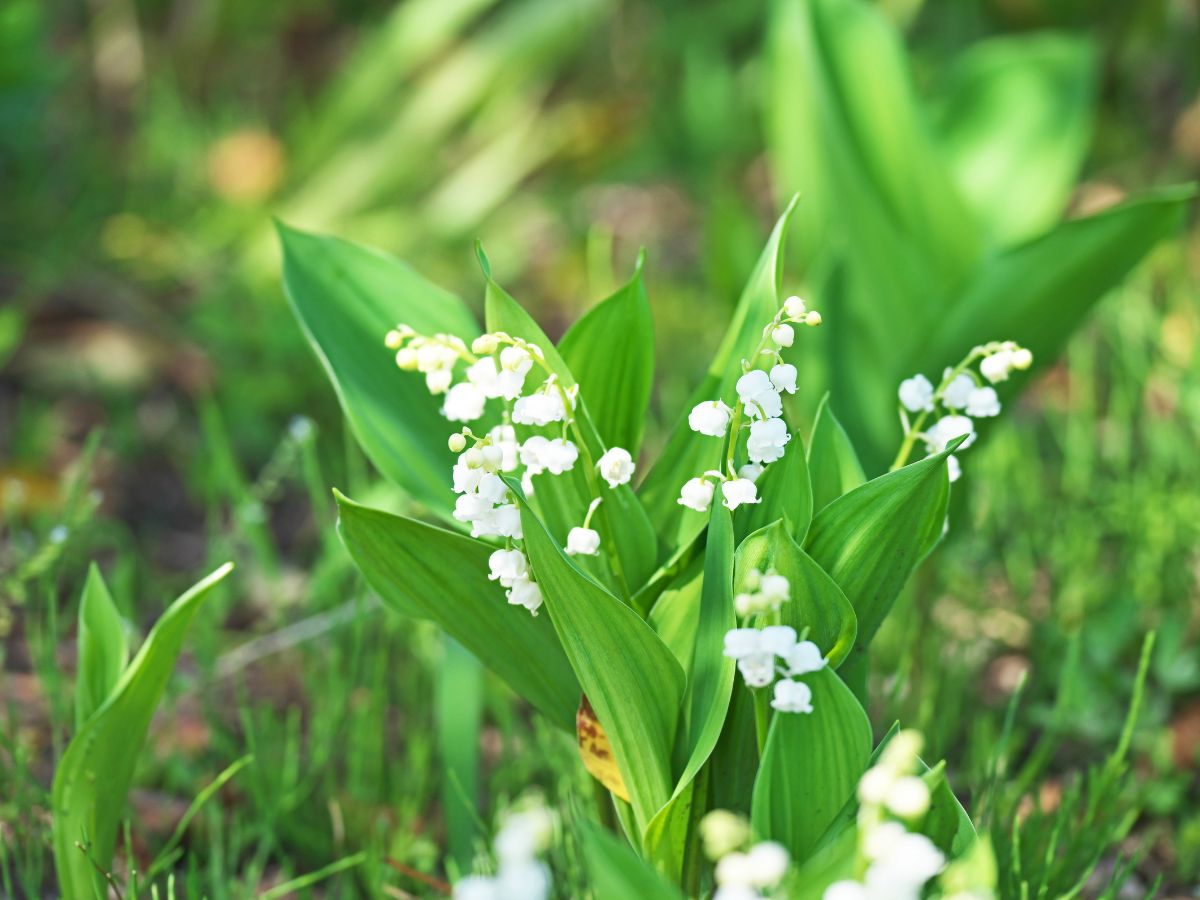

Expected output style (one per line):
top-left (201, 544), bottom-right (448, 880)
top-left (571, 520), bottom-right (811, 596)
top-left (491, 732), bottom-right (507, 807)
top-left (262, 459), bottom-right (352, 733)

top-left (700, 810), bottom-right (791, 900)
top-left (678, 296), bottom-right (819, 513)
top-left (453, 804), bottom-right (556, 900)
top-left (822, 731), bottom-right (945, 900)
top-left (389, 323), bottom-right (640, 616)
top-left (895, 341), bottom-right (1032, 481)
top-left (722, 567), bottom-right (826, 714)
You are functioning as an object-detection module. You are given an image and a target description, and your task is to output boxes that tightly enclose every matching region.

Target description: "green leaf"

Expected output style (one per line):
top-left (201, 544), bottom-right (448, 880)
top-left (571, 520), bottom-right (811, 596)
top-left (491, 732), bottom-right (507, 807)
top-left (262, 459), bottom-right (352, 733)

top-left (736, 426), bottom-right (813, 542)
top-left (279, 224), bottom-right (481, 517)
top-left (751, 668), bottom-right (872, 863)
top-left (921, 760), bottom-right (978, 859)
top-left (515, 488), bottom-right (684, 833)
top-left (921, 186), bottom-right (1197, 381)
top-left (644, 495), bottom-right (738, 878)
top-left (647, 556), bottom-right (705, 670)
top-left (579, 818), bottom-right (684, 900)
top-left (558, 257), bottom-right (655, 455)
top-left (735, 521), bottom-right (857, 669)
top-left (933, 33), bottom-right (1097, 246)
top-left (483, 265), bottom-right (660, 596)
top-left (74, 563), bottom-right (128, 731)
top-left (766, 0), bottom-right (979, 283)
top-left (638, 199), bottom-right (798, 543)
top-left (334, 492), bottom-right (580, 729)
top-left (805, 449), bottom-right (953, 644)
top-left (53, 563), bottom-right (234, 899)
top-left (806, 394), bottom-right (866, 515)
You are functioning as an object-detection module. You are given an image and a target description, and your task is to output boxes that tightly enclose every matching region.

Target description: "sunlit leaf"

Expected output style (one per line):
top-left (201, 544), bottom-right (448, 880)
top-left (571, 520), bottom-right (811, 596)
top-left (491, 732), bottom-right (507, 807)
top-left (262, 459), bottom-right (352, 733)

top-left (805, 448), bottom-right (953, 644)
top-left (751, 668), bottom-right (871, 863)
top-left (806, 394), bottom-right (866, 515)
top-left (280, 224), bottom-right (480, 517)
top-left (558, 257), bottom-right (655, 456)
top-left (516, 487), bottom-right (684, 833)
top-left (53, 563), bottom-right (234, 899)
top-left (335, 491), bottom-right (580, 729)
top-left (736, 427), bottom-right (813, 542)
top-left (580, 818), bottom-right (684, 900)
top-left (74, 563), bottom-right (127, 730)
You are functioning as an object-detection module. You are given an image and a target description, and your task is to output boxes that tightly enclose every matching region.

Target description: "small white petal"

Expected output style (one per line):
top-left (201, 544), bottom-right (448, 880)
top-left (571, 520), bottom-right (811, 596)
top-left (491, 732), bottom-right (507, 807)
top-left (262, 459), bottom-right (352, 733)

top-left (898, 374), bottom-right (935, 413)
top-left (566, 526), bottom-right (601, 556)
top-left (770, 679), bottom-right (813, 714)
top-left (678, 477), bottom-right (715, 512)
top-left (596, 447), bottom-right (635, 488)
top-left (722, 478), bottom-right (760, 510)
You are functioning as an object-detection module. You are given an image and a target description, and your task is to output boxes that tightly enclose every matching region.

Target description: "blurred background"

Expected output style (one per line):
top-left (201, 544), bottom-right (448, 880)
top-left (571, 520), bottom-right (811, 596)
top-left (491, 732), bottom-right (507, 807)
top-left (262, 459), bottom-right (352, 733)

top-left (2, 0), bottom-right (1198, 896)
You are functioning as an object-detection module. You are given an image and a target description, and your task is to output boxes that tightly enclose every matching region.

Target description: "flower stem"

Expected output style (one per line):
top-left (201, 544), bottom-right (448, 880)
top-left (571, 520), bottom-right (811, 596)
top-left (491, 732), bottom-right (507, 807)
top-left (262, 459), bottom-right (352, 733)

top-left (754, 689), bottom-right (771, 758)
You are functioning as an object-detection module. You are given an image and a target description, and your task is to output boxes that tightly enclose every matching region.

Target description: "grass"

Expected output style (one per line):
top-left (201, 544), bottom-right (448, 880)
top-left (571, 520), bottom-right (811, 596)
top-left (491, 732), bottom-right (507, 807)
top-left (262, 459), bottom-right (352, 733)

top-left (2, 0), bottom-right (1198, 896)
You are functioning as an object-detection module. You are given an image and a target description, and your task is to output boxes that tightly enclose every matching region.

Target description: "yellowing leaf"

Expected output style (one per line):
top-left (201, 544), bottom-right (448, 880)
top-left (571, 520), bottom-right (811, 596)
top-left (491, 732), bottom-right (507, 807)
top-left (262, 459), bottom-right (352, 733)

top-left (577, 696), bottom-right (630, 803)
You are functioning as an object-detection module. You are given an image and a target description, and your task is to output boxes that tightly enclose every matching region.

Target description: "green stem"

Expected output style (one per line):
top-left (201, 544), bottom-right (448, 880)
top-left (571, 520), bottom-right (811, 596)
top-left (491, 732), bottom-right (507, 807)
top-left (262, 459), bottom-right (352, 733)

top-left (889, 345), bottom-right (993, 471)
top-left (754, 689), bottom-right (771, 757)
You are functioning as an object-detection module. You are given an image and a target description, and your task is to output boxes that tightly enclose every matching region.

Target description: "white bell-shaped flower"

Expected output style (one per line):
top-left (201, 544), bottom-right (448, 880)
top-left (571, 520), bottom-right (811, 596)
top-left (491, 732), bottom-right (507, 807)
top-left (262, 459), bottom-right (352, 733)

top-left (758, 625), bottom-right (797, 657)
top-left (771, 679), bottom-right (814, 714)
top-left (416, 342), bottom-right (459, 374)
top-left (722, 478), bottom-right (761, 510)
top-left (488, 549), bottom-right (529, 588)
top-left (884, 776), bottom-right (931, 818)
top-left (512, 392), bottom-right (561, 426)
top-left (738, 463), bottom-right (763, 482)
top-left (499, 345), bottom-right (533, 377)
top-left (678, 477), bottom-right (715, 512)
top-left (822, 882), bottom-right (868, 900)
top-left (540, 438), bottom-right (578, 475)
top-left (744, 842), bottom-right (790, 888)
top-left (566, 526), bottom-right (601, 556)
top-left (689, 400), bottom-right (733, 437)
top-left (506, 576), bottom-right (543, 615)
top-left (736, 370), bottom-right (782, 420)
top-left (758, 572), bottom-right (790, 608)
top-left (771, 323), bottom-right (795, 347)
top-left (783, 641), bottom-right (825, 676)
top-left (453, 875), bottom-right (500, 900)
top-left (454, 493), bottom-right (494, 524)
top-left (898, 374), bottom-right (935, 413)
top-left (923, 415), bottom-right (976, 454)
top-left (747, 417), bottom-right (790, 464)
top-left (980, 349), bottom-right (1014, 383)
top-left (596, 447), bottom-right (635, 488)
top-left (946, 454), bottom-right (962, 483)
top-left (475, 473), bottom-right (509, 505)
top-left (442, 382), bottom-right (486, 422)
top-left (941, 371), bottom-right (976, 410)
top-left (783, 295), bottom-right (807, 318)
top-left (736, 654), bottom-right (775, 688)
top-left (965, 386), bottom-right (1000, 417)
top-left (723, 628), bottom-right (762, 660)
top-left (769, 363), bottom-right (798, 394)
top-left (425, 368), bottom-right (453, 394)
top-left (488, 424), bottom-right (521, 472)
top-left (453, 460), bottom-right (485, 495)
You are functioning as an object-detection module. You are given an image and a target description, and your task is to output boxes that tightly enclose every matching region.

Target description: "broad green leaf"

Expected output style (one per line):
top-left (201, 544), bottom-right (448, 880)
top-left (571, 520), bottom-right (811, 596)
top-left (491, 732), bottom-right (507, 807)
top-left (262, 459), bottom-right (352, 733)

top-left (580, 819), bottom-right (684, 900)
top-left (735, 521), bottom-right (857, 669)
top-left (921, 760), bottom-right (978, 859)
top-left (921, 186), bottom-right (1197, 380)
top-left (558, 257), bottom-right (655, 455)
top-left (678, 494), bottom-right (736, 775)
top-left (645, 496), bottom-right (737, 878)
top-left (933, 33), bottom-right (1097, 246)
top-left (806, 394), bottom-right (866, 515)
top-left (53, 563), bottom-right (234, 899)
top-left (751, 668), bottom-right (871, 863)
top-left (784, 824), bottom-right (858, 900)
top-left (515, 489), bottom-right (684, 833)
top-left (708, 684), bottom-right (759, 815)
top-left (483, 264), bottom-right (659, 596)
top-left (334, 492), bottom-right (579, 729)
top-left (736, 426), bottom-right (813, 542)
top-left (648, 556), bottom-right (705, 670)
top-left (638, 199), bottom-right (798, 542)
top-left (74, 563), bottom-right (127, 730)
top-left (279, 224), bottom-right (480, 517)
top-left (641, 769), bottom-right (705, 885)
top-left (805, 448), bottom-right (953, 644)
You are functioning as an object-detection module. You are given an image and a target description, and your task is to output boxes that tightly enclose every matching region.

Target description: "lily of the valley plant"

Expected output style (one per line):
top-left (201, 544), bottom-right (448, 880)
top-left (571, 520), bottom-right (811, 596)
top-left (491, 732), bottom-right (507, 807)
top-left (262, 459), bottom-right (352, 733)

top-left (282, 201), bottom-right (1022, 897)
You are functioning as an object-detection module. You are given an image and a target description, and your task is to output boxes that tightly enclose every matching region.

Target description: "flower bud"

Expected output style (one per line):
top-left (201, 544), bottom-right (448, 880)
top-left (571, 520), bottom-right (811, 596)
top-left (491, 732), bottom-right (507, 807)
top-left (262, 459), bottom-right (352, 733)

top-left (700, 810), bottom-right (751, 861)
top-left (385, 329), bottom-right (406, 350)
top-left (472, 333), bottom-right (500, 355)
top-left (1011, 347), bottom-right (1033, 370)
top-left (462, 448), bottom-right (484, 469)
top-left (804, 311), bottom-right (822, 327)
top-left (448, 433), bottom-right (467, 452)
top-left (783, 295), bottom-right (807, 318)
top-left (771, 324), bottom-right (795, 347)
top-left (395, 347), bottom-right (419, 370)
